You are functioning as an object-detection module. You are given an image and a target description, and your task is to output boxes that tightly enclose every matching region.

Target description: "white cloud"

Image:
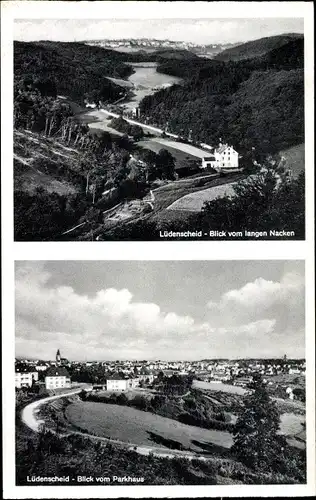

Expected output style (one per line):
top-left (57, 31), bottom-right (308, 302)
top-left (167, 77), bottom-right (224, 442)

top-left (15, 265), bottom-right (304, 360)
top-left (207, 272), bottom-right (304, 332)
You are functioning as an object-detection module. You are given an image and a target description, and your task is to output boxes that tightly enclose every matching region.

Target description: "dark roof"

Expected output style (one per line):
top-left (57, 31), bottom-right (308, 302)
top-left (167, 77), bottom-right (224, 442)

top-left (45, 366), bottom-right (70, 378)
top-left (106, 372), bottom-right (128, 381)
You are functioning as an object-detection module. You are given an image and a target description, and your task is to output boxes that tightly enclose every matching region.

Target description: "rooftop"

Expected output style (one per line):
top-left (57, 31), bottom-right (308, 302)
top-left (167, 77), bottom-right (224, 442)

top-left (45, 366), bottom-right (70, 378)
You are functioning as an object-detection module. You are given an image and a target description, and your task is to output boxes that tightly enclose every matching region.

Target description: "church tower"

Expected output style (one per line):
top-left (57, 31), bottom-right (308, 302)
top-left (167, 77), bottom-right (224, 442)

top-left (56, 349), bottom-right (61, 365)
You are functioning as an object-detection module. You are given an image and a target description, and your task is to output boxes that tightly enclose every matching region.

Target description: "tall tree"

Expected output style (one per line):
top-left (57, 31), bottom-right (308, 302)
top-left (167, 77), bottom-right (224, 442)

top-left (156, 149), bottom-right (176, 180)
top-left (232, 374), bottom-right (286, 471)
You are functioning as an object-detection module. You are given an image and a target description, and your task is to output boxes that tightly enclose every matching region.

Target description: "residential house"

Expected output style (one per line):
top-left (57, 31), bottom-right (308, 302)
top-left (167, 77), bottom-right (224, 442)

top-left (106, 373), bottom-right (130, 392)
top-left (15, 370), bottom-right (38, 389)
top-left (45, 366), bottom-right (71, 390)
top-left (202, 143), bottom-right (239, 171)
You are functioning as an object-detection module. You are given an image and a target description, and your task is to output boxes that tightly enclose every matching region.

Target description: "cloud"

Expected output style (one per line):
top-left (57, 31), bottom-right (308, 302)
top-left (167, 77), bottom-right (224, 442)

top-left (15, 264), bottom-right (304, 360)
top-left (15, 264), bottom-right (208, 360)
top-left (207, 272), bottom-right (304, 333)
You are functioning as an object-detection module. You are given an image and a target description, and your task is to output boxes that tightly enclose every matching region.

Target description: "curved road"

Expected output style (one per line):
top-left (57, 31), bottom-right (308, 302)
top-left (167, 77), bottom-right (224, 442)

top-left (20, 389), bottom-right (225, 461)
top-left (21, 387), bottom-right (84, 431)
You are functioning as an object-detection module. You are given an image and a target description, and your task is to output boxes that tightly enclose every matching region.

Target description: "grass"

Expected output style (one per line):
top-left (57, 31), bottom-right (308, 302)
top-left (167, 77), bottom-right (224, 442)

top-left (192, 380), bottom-right (246, 396)
top-left (65, 401), bottom-right (233, 453)
top-left (280, 143), bottom-right (304, 178)
top-left (148, 174), bottom-right (245, 224)
top-left (167, 183), bottom-right (236, 212)
top-left (138, 139), bottom-right (200, 169)
top-left (14, 130), bottom-right (81, 195)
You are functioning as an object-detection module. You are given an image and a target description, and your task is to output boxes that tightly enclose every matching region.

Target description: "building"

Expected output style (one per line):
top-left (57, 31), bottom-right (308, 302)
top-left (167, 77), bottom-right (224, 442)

top-left (15, 370), bottom-right (38, 389)
top-left (55, 349), bottom-right (69, 366)
top-left (201, 143), bottom-right (239, 171)
top-left (138, 368), bottom-right (155, 384)
top-left (45, 366), bottom-right (71, 390)
top-left (213, 143), bottom-right (239, 170)
top-left (106, 373), bottom-right (130, 392)
top-left (56, 349), bottom-right (61, 365)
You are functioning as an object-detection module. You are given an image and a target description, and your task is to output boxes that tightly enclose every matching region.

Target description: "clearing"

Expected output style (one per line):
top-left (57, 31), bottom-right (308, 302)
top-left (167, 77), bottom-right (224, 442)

top-left (192, 380), bottom-right (246, 395)
top-left (65, 401), bottom-right (233, 453)
top-left (166, 183), bottom-right (236, 212)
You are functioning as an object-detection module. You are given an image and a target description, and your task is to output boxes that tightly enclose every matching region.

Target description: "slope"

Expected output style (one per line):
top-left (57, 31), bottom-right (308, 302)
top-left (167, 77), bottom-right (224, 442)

top-left (214, 33), bottom-right (304, 62)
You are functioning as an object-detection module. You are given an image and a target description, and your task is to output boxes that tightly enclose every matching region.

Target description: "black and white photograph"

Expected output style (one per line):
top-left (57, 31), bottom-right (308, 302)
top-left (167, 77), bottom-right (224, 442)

top-left (12, 9), bottom-right (307, 241)
top-left (1, 2), bottom-right (315, 499)
top-left (15, 260), bottom-right (307, 486)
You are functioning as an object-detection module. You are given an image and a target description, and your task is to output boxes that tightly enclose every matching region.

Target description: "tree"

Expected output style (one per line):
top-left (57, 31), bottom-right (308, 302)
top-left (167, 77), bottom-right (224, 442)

top-left (156, 149), bottom-right (176, 180)
top-left (232, 374), bottom-right (286, 471)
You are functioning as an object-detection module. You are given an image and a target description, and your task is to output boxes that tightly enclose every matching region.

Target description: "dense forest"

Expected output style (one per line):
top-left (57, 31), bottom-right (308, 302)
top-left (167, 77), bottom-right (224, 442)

top-left (140, 38), bottom-right (304, 155)
top-left (214, 33), bottom-right (304, 62)
top-left (14, 41), bottom-right (134, 104)
top-left (13, 36), bottom-right (305, 241)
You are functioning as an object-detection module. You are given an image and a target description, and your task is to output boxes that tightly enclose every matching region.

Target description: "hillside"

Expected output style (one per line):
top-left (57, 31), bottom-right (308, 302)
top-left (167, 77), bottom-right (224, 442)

top-left (139, 38), bottom-right (304, 155)
top-left (14, 41), bottom-right (134, 104)
top-left (215, 33), bottom-right (304, 62)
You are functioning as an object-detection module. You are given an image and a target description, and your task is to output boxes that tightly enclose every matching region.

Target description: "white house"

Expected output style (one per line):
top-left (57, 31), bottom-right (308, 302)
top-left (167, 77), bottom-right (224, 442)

top-left (106, 373), bottom-right (130, 392)
top-left (45, 366), bottom-right (71, 390)
top-left (15, 370), bottom-right (38, 389)
top-left (202, 143), bottom-right (239, 171)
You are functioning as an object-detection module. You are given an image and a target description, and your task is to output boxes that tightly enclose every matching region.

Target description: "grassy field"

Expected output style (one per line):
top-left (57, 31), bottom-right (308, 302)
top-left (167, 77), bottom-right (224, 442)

top-left (166, 183), bottom-right (236, 212)
top-left (280, 143), bottom-right (304, 178)
top-left (65, 401), bottom-right (233, 453)
top-left (138, 138), bottom-right (203, 168)
top-left (192, 380), bottom-right (246, 396)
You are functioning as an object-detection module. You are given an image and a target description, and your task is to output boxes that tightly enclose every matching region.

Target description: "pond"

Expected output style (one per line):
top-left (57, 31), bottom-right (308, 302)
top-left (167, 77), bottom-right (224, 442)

top-left (123, 62), bottom-right (182, 110)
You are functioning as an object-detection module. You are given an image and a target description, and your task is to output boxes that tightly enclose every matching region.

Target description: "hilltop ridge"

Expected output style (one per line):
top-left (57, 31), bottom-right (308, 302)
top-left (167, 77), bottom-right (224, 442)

top-left (215, 33), bottom-right (303, 62)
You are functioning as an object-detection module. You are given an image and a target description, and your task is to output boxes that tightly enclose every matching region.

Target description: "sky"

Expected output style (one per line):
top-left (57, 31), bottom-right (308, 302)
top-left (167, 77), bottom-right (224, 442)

top-left (15, 261), bottom-right (305, 361)
top-left (14, 18), bottom-right (304, 44)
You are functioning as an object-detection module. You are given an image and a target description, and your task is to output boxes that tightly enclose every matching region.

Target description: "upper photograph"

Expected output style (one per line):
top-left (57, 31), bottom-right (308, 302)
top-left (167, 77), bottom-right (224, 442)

top-left (13, 17), bottom-right (305, 241)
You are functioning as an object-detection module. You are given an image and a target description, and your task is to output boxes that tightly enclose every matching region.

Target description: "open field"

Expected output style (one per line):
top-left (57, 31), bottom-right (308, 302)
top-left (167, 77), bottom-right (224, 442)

top-left (79, 110), bottom-right (124, 136)
top-left (167, 183), bottom-right (236, 212)
top-left (266, 373), bottom-right (305, 389)
top-left (280, 143), bottom-right (304, 178)
top-left (192, 380), bottom-right (246, 395)
top-left (65, 401), bottom-right (233, 453)
top-left (138, 138), bottom-right (202, 170)
top-left (152, 175), bottom-right (243, 212)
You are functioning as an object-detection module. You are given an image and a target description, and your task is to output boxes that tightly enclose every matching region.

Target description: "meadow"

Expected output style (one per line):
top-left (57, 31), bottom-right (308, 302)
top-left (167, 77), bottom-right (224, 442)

top-left (65, 401), bottom-right (233, 454)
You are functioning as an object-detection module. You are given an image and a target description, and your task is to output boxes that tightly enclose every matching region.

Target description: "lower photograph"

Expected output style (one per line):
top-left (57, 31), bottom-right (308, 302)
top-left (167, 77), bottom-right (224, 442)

top-left (15, 260), bottom-right (306, 486)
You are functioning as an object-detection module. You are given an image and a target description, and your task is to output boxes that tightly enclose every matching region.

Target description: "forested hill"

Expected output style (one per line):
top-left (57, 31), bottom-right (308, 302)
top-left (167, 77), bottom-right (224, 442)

top-left (214, 33), bottom-right (304, 62)
top-left (14, 41), bottom-right (134, 103)
top-left (139, 38), bottom-right (304, 155)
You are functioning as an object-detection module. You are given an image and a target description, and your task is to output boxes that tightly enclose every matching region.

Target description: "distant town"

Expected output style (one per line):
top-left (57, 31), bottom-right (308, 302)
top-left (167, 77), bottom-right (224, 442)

top-left (15, 350), bottom-right (306, 401)
top-left (85, 38), bottom-right (239, 56)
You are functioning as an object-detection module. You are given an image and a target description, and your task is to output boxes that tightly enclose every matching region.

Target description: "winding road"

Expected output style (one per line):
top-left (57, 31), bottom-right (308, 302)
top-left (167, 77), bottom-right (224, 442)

top-left (20, 389), bottom-right (227, 461)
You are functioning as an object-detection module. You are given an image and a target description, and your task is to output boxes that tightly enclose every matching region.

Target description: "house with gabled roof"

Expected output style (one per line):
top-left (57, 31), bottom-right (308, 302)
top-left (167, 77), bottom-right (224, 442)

top-left (213, 143), bottom-right (239, 170)
top-left (106, 372), bottom-right (130, 392)
top-left (45, 366), bottom-right (71, 390)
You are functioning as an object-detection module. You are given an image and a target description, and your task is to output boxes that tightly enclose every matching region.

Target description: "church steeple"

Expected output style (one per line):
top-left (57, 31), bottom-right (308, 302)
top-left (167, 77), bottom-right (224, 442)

top-left (56, 349), bottom-right (61, 365)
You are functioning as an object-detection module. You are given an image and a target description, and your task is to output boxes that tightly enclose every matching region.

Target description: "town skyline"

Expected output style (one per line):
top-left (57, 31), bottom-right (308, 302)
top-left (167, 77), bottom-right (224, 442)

top-left (14, 18), bottom-right (304, 44)
top-left (15, 261), bottom-right (305, 361)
